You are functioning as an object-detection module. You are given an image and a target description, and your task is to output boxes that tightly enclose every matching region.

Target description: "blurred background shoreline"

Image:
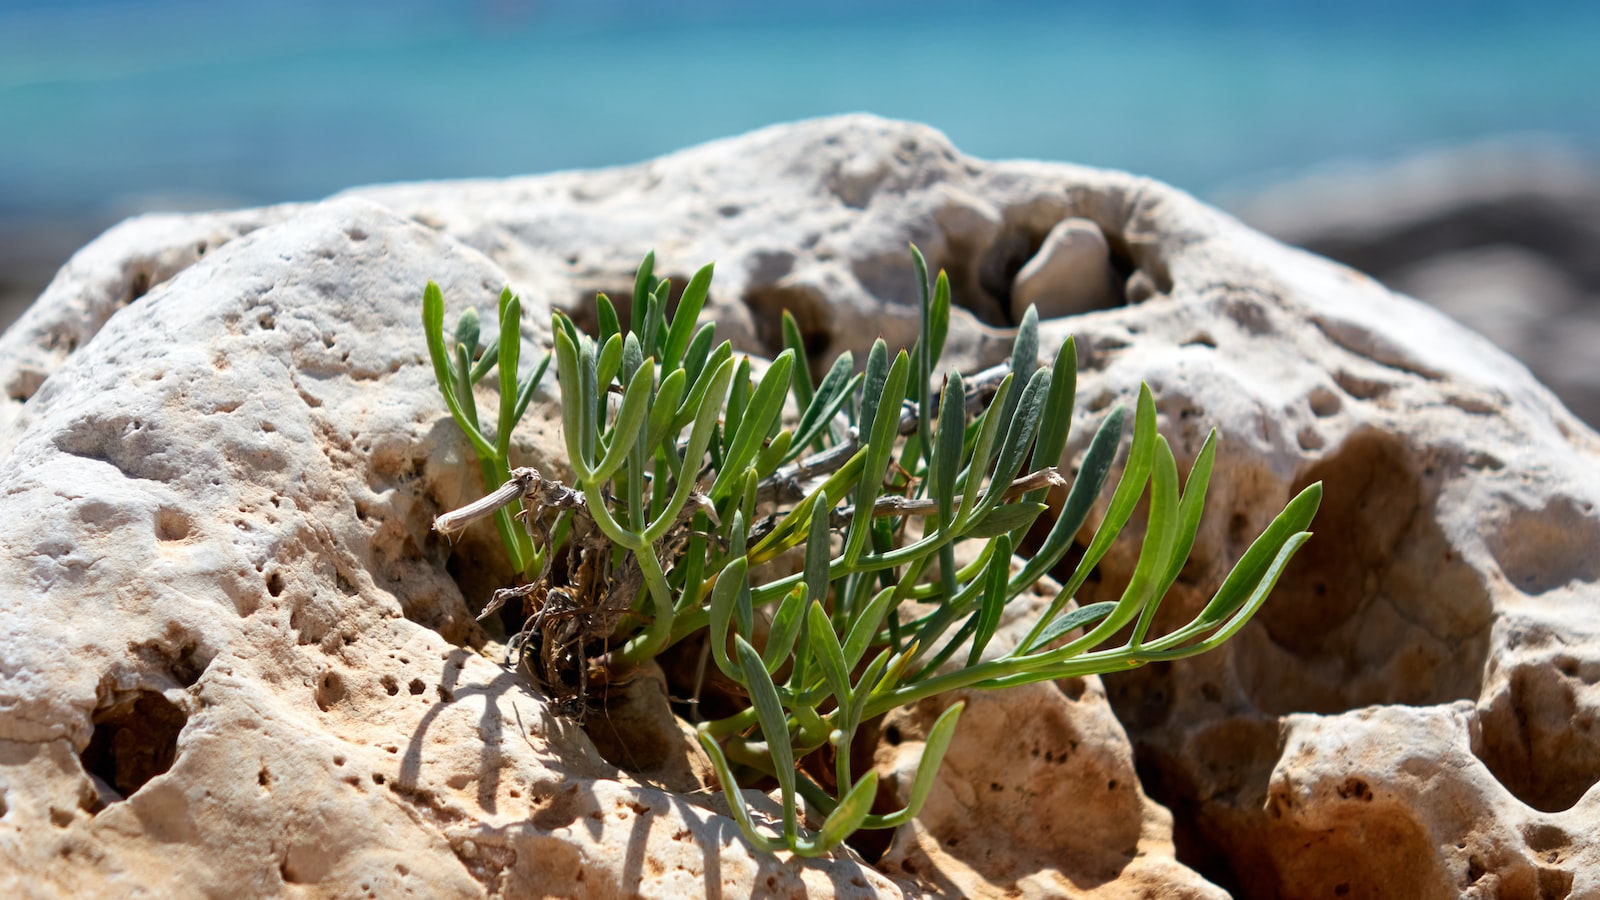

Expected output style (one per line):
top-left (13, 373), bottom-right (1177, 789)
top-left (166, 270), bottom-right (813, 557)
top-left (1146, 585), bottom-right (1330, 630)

top-left (4, 0), bottom-right (1597, 417)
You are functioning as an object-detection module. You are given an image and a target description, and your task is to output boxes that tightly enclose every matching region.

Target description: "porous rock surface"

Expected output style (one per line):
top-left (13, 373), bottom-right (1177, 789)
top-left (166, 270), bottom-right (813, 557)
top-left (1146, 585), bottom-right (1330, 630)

top-left (1223, 139), bottom-right (1600, 428)
top-left (2, 115), bottom-right (1598, 898)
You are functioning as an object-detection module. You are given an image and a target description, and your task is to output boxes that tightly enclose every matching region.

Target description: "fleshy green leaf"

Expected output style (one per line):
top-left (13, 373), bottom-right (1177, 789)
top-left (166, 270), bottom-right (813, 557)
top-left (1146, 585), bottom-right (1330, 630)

top-left (1010, 404), bottom-right (1124, 591)
top-left (696, 725), bottom-right (785, 852)
top-left (631, 251), bottom-right (656, 323)
top-left (454, 306), bottom-right (481, 359)
top-left (590, 358), bottom-right (654, 484)
top-left (674, 339), bottom-right (734, 432)
top-left (711, 350), bottom-right (795, 501)
top-left (845, 648), bottom-right (892, 734)
top-left (1128, 435), bottom-right (1184, 591)
top-left (424, 282), bottom-right (493, 459)
top-left (929, 269), bottom-right (950, 373)
top-left (845, 349), bottom-right (909, 565)
top-left (1031, 336), bottom-right (1077, 477)
top-left (725, 356), bottom-right (752, 450)
top-left (1158, 430), bottom-right (1216, 596)
top-left (646, 356), bottom-right (733, 541)
top-left (763, 586), bottom-right (807, 673)
top-left (621, 331), bottom-right (643, 384)
top-left (859, 339), bottom-right (889, 435)
top-left (452, 343), bottom-right (478, 431)
top-left (469, 341), bottom-right (501, 384)
top-left (1188, 531), bottom-right (1313, 649)
top-left (663, 262), bottom-right (713, 369)
top-left (968, 535), bottom-right (1012, 665)
top-left (595, 332), bottom-right (624, 397)
top-left (551, 322), bottom-right (592, 481)
top-left (708, 557), bottom-right (750, 681)
top-left (967, 501), bottom-right (1048, 538)
top-left (804, 489), bottom-right (833, 606)
top-left (911, 245), bottom-right (935, 453)
top-left (1059, 385), bottom-right (1158, 598)
top-left (807, 601), bottom-right (851, 706)
top-left (681, 322), bottom-right (717, 391)
top-left (955, 373), bottom-right (1013, 524)
top-left (642, 277), bottom-right (669, 360)
top-left (494, 293), bottom-right (523, 455)
top-left (815, 771), bottom-right (878, 852)
top-left (1060, 433), bottom-right (1181, 658)
top-left (1192, 482), bottom-right (1322, 631)
top-left (1011, 305), bottom-right (1039, 380)
top-left (782, 309), bottom-right (815, 410)
top-left (789, 356), bottom-right (859, 458)
top-left (754, 430), bottom-right (793, 479)
top-left (577, 336), bottom-right (600, 470)
top-left (931, 371), bottom-right (965, 527)
top-left (645, 367), bottom-right (687, 451)
top-left (735, 636), bottom-right (797, 835)
top-left (842, 586), bottom-right (896, 670)
top-left (1022, 601), bottom-right (1119, 653)
top-left (970, 367), bottom-right (1050, 523)
top-left (597, 292), bottom-right (620, 346)
top-left (860, 701), bottom-right (963, 829)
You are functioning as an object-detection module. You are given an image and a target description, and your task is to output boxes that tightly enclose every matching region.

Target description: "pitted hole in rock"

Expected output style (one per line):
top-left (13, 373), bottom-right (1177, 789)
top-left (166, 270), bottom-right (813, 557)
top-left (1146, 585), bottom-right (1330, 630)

top-left (1308, 387), bottom-right (1342, 418)
top-left (1011, 218), bottom-right (1138, 322)
top-left (154, 507), bottom-right (192, 542)
top-left (744, 282), bottom-right (834, 381)
top-left (1336, 777), bottom-right (1373, 802)
top-left (316, 671), bottom-right (346, 712)
top-left (5, 368), bottom-right (46, 403)
top-left (171, 643), bottom-right (208, 689)
top-left (128, 635), bottom-right (210, 692)
top-left (1487, 495), bottom-right (1600, 595)
top-left (126, 268), bottom-right (152, 307)
top-left (950, 202), bottom-right (1137, 327)
top-left (1332, 370), bottom-right (1391, 402)
top-left (1524, 822), bottom-right (1571, 857)
top-left (81, 691), bottom-right (186, 809)
top-left (1240, 430), bottom-right (1492, 716)
top-left (1476, 654), bottom-right (1600, 812)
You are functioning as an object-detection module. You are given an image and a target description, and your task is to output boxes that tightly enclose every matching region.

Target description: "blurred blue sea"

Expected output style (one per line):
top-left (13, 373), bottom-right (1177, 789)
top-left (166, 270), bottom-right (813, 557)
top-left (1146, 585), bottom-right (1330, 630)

top-left (1, 0), bottom-right (1597, 219)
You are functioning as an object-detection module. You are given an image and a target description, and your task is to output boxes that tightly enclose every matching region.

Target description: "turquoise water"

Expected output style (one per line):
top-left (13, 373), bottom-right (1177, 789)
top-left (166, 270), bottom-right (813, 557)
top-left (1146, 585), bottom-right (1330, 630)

top-left (2, 0), bottom-right (1596, 218)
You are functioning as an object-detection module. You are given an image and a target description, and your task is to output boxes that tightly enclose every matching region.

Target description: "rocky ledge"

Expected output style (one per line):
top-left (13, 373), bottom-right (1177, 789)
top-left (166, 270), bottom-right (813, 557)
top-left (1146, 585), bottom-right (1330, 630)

top-left (2, 115), bottom-right (1598, 898)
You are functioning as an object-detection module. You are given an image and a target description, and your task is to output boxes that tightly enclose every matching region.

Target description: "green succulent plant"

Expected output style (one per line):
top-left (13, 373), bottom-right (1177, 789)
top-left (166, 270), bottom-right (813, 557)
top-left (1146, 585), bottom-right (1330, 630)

top-left (422, 248), bottom-right (1321, 857)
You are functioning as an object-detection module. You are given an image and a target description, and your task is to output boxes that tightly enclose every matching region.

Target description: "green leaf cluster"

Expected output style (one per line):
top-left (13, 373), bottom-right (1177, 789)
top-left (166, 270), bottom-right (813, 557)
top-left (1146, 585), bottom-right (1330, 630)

top-left (423, 248), bottom-right (1321, 857)
top-left (422, 283), bottom-right (551, 576)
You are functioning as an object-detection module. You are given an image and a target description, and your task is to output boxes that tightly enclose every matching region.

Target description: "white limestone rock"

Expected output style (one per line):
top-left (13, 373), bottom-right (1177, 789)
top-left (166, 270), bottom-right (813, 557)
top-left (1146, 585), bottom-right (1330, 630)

top-left (2, 115), bottom-right (1599, 897)
top-left (0, 197), bottom-right (903, 899)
